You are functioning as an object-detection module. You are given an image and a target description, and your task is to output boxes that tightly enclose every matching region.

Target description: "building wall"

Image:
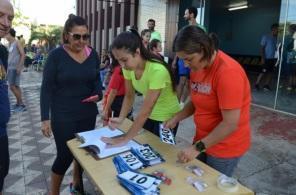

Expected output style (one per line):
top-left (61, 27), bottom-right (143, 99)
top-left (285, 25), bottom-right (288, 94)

top-left (76, 0), bottom-right (138, 54)
top-left (165, 0), bottom-right (179, 58)
top-left (137, 0), bottom-right (167, 52)
top-left (77, 0), bottom-right (178, 59)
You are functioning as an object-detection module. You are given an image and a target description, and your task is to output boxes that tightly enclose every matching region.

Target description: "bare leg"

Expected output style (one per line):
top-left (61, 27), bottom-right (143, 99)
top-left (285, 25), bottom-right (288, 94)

top-left (50, 172), bottom-right (64, 195)
top-left (9, 85), bottom-right (18, 102)
top-left (255, 73), bottom-right (264, 85)
top-left (72, 160), bottom-right (82, 187)
top-left (9, 85), bottom-right (23, 105)
top-left (14, 86), bottom-right (23, 105)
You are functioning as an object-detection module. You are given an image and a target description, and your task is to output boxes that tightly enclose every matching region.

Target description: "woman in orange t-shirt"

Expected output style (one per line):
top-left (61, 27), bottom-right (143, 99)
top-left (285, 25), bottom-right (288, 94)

top-left (165, 26), bottom-right (251, 177)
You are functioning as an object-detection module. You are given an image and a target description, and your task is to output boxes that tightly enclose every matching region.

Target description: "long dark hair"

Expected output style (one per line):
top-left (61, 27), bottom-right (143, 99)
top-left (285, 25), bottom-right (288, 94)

top-left (111, 29), bottom-right (177, 91)
top-left (62, 14), bottom-right (88, 44)
top-left (109, 52), bottom-right (121, 74)
top-left (173, 25), bottom-right (215, 62)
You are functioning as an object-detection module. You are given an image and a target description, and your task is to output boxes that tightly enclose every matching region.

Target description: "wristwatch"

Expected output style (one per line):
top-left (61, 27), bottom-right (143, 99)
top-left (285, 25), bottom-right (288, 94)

top-left (195, 140), bottom-right (206, 153)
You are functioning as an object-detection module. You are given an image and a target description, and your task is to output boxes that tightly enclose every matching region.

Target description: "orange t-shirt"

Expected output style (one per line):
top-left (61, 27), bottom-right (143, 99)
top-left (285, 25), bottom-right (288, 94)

top-left (190, 50), bottom-right (251, 158)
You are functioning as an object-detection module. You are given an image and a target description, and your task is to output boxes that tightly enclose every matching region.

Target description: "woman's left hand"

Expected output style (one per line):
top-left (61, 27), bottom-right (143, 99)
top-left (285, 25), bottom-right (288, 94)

top-left (101, 134), bottom-right (129, 147)
top-left (177, 146), bottom-right (200, 163)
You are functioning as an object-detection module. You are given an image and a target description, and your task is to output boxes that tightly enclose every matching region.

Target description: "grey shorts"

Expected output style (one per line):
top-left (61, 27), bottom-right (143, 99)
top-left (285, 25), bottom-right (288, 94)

top-left (7, 69), bottom-right (20, 86)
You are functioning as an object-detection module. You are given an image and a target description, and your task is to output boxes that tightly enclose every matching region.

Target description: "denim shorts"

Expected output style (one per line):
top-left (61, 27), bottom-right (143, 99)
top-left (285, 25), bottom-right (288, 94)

top-left (197, 153), bottom-right (241, 177)
top-left (7, 69), bottom-right (20, 86)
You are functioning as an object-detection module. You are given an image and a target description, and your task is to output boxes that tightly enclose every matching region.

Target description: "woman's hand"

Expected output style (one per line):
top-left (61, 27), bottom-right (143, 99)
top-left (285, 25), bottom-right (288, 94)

top-left (101, 109), bottom-right (109, 126)
top-left (164, 116), bottom-right (178, 129)
top-left (177, 146), bottom-right (200, 163)
top-left (81, 95), bottom-right (99, 103)
top-left (41, 120), bottom-right (52, 138)
top-left (108, 117), bottom-right (124, 130)
top-left (101, 134), bottom-right (129, 147)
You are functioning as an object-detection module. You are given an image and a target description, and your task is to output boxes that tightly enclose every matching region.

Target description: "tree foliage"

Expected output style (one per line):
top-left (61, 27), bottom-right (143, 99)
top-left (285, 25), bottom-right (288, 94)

top-left (11, 0), bottom-right (30, 27)
top-left (29, 24), bottom-right (63, 50)
top-left (10, 0), bottom-right (63, 51)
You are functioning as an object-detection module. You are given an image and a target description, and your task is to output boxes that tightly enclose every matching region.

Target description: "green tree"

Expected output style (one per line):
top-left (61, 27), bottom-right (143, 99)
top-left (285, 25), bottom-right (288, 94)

top-left (11, 0), bottom-right (30, 27)
top-left (29, 24), bottom-right (63, 50)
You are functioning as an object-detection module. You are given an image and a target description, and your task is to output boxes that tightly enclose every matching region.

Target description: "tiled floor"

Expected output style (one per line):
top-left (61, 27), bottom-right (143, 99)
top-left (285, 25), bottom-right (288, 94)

top-left (4, 71), bottom-right (97, 195)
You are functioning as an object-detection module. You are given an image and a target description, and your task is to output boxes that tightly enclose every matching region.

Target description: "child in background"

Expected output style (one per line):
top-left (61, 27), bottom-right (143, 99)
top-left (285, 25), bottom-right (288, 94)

top-left (141, 29), bottom-right (151, 49)
top-left (149, 39), bottom-right (163, 60)
top-left (102, 54), bottom-right (132, 126)
top-left (100, 49), bottom-right (110, 89)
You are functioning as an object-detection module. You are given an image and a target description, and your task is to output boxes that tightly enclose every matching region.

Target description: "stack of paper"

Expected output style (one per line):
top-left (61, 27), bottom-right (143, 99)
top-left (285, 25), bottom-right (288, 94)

top-left (76, 127), bottom-right (140, 159)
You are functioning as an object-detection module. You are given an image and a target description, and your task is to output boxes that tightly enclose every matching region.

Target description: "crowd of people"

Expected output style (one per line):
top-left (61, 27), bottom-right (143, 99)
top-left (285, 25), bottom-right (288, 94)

top-left (39, 8), bottom-right (252, 194)
top-left (6, 0), bottom-right (296, 194)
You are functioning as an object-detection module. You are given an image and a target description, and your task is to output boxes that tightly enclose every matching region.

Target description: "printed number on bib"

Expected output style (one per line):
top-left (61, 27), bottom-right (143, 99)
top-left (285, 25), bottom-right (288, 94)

top-left (118, 171), bottom-right (156, 189)
top-left (119, 152), bottom-right (143, 170)
top-left (159, 124), bottom-right (175, 145)
top-left (138, 146), bottom-right (158, 161)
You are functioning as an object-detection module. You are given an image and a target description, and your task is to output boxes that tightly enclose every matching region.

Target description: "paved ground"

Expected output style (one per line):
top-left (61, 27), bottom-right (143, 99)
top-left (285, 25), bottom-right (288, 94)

top-left (3, 70), bottom-right (296, 195)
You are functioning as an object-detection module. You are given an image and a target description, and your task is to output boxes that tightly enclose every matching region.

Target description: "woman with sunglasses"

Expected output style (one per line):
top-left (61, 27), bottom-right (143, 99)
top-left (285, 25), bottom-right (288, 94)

top-left (40, 14), bottom-right (102, 194)
top-left (101, 29), bottom-right (180, 146)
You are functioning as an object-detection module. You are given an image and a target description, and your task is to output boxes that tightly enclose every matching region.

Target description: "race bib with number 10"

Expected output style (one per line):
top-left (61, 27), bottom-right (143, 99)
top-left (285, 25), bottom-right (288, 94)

top-left (118, 171), bottom-right (156, 189)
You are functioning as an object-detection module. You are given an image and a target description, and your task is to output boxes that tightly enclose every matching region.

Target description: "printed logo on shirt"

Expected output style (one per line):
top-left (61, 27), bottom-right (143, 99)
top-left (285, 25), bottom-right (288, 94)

top-left (191, 81), bottom-right (211, 95)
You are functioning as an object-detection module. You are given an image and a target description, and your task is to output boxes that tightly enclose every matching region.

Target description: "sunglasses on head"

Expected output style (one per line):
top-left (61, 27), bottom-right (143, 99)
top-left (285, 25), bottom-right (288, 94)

top-left (68, 32), bottom-right (90, 41)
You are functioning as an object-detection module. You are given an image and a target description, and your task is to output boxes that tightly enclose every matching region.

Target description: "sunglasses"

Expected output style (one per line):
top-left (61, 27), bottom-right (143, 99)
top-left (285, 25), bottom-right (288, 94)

top-left (68, 32), bottom-right (90, 41)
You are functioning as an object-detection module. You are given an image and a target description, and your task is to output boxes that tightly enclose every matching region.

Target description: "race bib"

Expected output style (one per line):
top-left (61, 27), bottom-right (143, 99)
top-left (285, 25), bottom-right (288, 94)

top-left (119, 152), bottom-right (143, 170)
top-left (137, 146), bottom-right (158, 161)
top-left (118, 171), bottom-right (156, 189)
top-left (159, 124), bottom-right (176, 145)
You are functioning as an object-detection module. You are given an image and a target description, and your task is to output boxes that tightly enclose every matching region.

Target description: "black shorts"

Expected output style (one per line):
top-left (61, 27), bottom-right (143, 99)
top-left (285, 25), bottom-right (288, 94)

top-left (0, 135), bottom-right (9, 191)
top-left (143, 118), bottom-right (179, 137)
top-left (262, 59), bottom-right (277, 73)
top-left (111, 95), bottom-right (133, 119)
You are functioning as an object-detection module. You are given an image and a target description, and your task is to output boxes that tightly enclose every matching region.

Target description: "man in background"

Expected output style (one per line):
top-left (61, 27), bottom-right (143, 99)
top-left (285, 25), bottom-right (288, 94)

top-left (147, 18), bottom-right (161, 42)
top-left (0, 0), bottom-right (14, 194)
top-left (6, 28), bottom-right (26, 111)
top-left (176, 6), bottom-right (208, 107)
top-left (255, 23), bottom-right (279, 91)
top-left (184, 6), bottom-right (207, 32)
